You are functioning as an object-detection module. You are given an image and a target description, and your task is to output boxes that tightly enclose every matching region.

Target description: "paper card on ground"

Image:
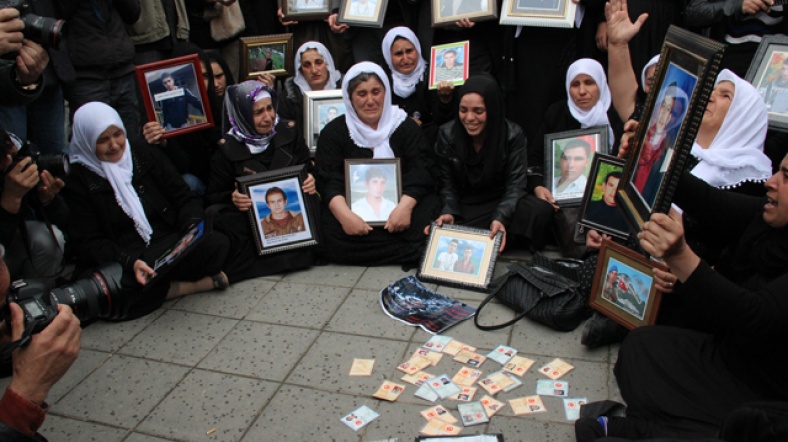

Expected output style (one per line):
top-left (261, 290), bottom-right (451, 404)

top-left (349, 358), bottom-right (374, 376)
top-left (478, 371), bottom-right (515, 395)
top-left (509, 395), bottom-right (547, 415)
top-left (420, 418), bottom-right (462, 436)
top-left (415, 382), bottom-right (439, 402)
top-left (486, 345), bottom-right (517, 365)
top-left (372, 380), bottom-right (406, 401)
top-left (501, 371), bottom-right (522, 393)
top-left (420, 405), bottom-right (458, 423)
top-left (340, 405), bottom-right (379, 431)
top-left (397, 355), bottom-right (433, 374)
top-left (443, 340), bottom-right (475, 356)
top-left (503, 355), bottom-right (535, 377)
top-left (539, 358), bottom-right (575, 380)
top-left (448, 386), bottom-right (477, 401)
top-left (453, 349), bottom-right (486, 367)
top-left (564, 397), bottom-right (588, 421)
top-left (480, 395), bottom-right (506, 417)
top-left (452, 368), bottom-right (482, 386)
top-left (423, 335), bottom-right (453, 352)
top-left (428, 374), bottom-right (462, 399)
top-left (402, 371), bottom-right (435, 386)
top-left (458, 401), bottom-right (489, 426)
top-left (412, 348), bottom-right (443, 366)
top-left (536, 379), bottom-right (569, 397)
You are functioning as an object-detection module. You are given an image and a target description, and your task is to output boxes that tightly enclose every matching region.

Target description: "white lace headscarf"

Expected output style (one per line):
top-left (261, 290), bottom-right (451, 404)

top-left (381, 26), bottom-right (427, 98)
top-left (293, 41), bottom-right (342, 92)
top-left (566, 58), bottom-right (614, 151)
top-left (641, 54), bottom-right (660, 93)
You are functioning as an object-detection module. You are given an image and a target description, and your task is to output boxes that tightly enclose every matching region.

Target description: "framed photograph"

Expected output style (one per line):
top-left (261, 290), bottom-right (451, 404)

top-left (418, 223), bottom-right (503, 291)
top-left (544, 126), bottom-right (607, 207)
top-left (235, 165), bottom-right (319, 255)
top-left (303, 89), bottom-right (346, 156)
top-left (337, 0), bottom-right (389, 27)
top-left (281, 0), bottom-right (330, 21)
top-left (499, 0), bottom-right (577, 28)
top-left (577, 154), bottom-right (630, 241)
top-left (428, 41), bottom-right (470, 90)
top-left (746, 35), bottom-right (788, 131)
top-left (617, 26), bottom-right (724, 233)
top-left (344, 159), bottom-right (402, 226)
top-left (431, 0), bottom-right (499, 28)
top-left (135, 54), bottom-right (214, 139)
top-left (240, 34), bottom-right (293, 80)
top-left (589, 239), bottom-right (667, 330)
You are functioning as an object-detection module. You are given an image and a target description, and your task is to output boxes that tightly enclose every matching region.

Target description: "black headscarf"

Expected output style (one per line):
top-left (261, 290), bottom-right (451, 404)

top-left (452, 74), bottom-right (507, 189)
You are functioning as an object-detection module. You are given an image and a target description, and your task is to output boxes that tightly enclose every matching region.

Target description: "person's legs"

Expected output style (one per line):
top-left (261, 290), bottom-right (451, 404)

top-left (0, 105), bottom-right (28, 142)
top-left (3, 221), bottom-right (65, 280)
top-left (111, 74), bottom-right (141, 139)
top-left (26, 82), bottom-right (67, 155)
top-left (65, 78), bottom-right (113, 124)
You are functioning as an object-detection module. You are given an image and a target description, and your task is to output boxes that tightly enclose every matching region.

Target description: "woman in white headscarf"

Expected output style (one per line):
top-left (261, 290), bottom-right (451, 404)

top-left (314, 61), bottom-right (439, 265)
top-left (381, 26), bottom-right (454, 145)
top-left (64, 102), bottom-right (231, 320)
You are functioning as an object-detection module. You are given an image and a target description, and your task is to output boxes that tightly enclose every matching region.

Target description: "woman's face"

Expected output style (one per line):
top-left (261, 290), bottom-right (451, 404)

top-left (253, 97), bottom-right (276, 135)
top-left (701, 80), bottom-right (734, 138)
top-left (301, 49), bottom-right (329, 91)
top-left (458, 92), bottom-right (487, 139)
top-left (211, 62), bottom-right (227, 96)
top-left (569, 74), bottom-right (600, 111)
top-left (95, 125), bottom-right (126, 163)
top-left (390, 38), bottom-right (419, 75)
top-left (350, 76), bottom-right (386, 128)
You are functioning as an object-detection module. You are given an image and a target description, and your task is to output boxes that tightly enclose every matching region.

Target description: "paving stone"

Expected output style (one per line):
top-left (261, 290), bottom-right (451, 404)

top-left (80, 311), bottom-right (163, 353)
top-left (281, 263), bottom-right (365, 287)
top-left (49, 349), bottom-right (111, 404)
top-left (488, 415), bottom-right (575, 441)
top-left (172, 278), bottom-right (276, 319)
top-left (245, 282), bottom-right (349, 328)
top-left (510, 318), bottom-right (610, 362)
top-left (326, 288), bottom-right (416, 341)
top-left (412, 301), bottom-right (516, 352)
top-left (39, 415), bottom-right (128, 441)
top-left (354, 265), bottom-right (416, 290)
top-left (123, 433), bottom-right (175, 442)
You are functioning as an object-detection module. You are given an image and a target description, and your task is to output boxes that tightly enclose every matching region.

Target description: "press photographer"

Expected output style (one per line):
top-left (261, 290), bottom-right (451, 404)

top-left (0, 7), bottom-right (49, 106)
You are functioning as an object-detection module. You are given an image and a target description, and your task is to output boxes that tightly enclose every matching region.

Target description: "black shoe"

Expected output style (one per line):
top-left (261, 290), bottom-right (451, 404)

top-left (581, 312), bottom-right (629, 348)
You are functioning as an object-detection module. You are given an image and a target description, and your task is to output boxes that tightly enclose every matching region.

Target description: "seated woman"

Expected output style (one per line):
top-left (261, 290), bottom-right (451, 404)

top-left (381, 26), bottom-right (454, 146)
top-left (314, 62), bottom-right (439, 266)
top-left (206, 81), bottom-right (315, 282)
top-left (431, 74), bottom-right (554, 252)
top-left (64, 102), bottom-right (230, 320)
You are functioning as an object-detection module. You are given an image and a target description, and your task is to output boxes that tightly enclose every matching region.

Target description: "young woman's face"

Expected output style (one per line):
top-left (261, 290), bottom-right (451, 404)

top-left (390, 38), bottom-right (419, 75)
top-left (569, 74), bottom-right (600, 111)
top-left (701, 80), bottom-right (734, 138)
top-left (350, 77), bottom-right (386, 128)
top-left (95, 125), bottom-right (127, 163)
top-left (211, 62), bottom-right (227, 96)
top-left (458, 92), bottom-right (487, 139)
top-left (300, 49), bottom-right (329, 91)
top-left (253, 97), bottom-right (276, 135)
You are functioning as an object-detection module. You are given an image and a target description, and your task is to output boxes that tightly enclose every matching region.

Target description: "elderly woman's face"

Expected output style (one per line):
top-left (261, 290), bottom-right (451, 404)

top-left (569, 74), bottom-right (600, 111)
top-left (253, 97), bottom-right (276, 135)
top-left (701, 80), bottom-right (734, 138)
top-left (301, 49), bottom-right (329, 91)
top-left (391, 38), bottom-right (419, 75)
top-left (351, 76), bottom-right (386, 128)
top-left (95, 125), bottom-right (126, 163)
top-left (459, 92), bottom-right (487, 139)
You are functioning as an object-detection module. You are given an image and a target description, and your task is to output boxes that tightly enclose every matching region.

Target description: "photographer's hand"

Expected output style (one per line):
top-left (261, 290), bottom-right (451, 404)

top-left (36, 170), bottom-right (64, 206)
top-left (8, 303), bottom-right (80, 406)
top-left (1, 156), bottom-right (39, 214)
top-left (15, 40), bottom-right (49, 86)
top-left (0, 9), bottom-right (24, 56)
top-left (133, 260), bottom-right (156, 285)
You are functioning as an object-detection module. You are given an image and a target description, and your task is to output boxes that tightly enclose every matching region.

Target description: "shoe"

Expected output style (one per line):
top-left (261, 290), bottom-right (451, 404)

top-left (212, 271), bottom-right (229, 290)
top-left (574, 417), bottom-right (607, 442)
top-left (581, 312), bottom-right (628, 348)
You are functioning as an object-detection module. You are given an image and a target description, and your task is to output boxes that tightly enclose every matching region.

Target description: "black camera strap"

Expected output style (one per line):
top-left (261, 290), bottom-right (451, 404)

top-left (0, 319), bottom-right (42, 356)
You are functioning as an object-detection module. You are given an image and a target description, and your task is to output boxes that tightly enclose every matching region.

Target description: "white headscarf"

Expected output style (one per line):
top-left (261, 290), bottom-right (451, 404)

top-left (70, 102), bottom-right (153, 245)
top-left (341, 62), bottom-right (408, 158)
top-left (381, 26), bottom-right (427, 99)
top-left (641, 54), bottom-right (660, 93)
top-left (293, 41), bottom-right (342, 93)
top-left (690, 69), bottom-right (772, 188)
top-left (566, 58), bottom-right (614, 151)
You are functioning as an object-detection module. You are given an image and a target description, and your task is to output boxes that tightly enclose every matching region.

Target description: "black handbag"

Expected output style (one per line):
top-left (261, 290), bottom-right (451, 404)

top-left (474, 254), bottom-right (592, 332)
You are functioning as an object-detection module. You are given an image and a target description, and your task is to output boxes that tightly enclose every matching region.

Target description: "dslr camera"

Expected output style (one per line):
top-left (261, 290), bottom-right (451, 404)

top-left (4, 263), bottom-right (126, 334)
top-left (0, 0), bottom-right (65, 49)
top-left (10, 141), bottom-right (70, 180)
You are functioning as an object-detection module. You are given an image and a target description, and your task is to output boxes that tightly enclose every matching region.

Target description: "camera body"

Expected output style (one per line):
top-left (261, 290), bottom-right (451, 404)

top-left (10, 141), bottom-right (70, 180)
top-left (0, 0), bottom-right (65, 49)
top-left (4, 263), bottom-right (126, 335)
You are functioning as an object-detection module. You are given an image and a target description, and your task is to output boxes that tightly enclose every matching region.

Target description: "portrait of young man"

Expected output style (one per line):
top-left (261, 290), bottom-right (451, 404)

top-left (553, 138), bottom-right (591, 196)
top-left (260, 186), bottom-right (306, 238)
top-left (154, 71), bottom-right (204, 130)
top-left (351, 166), bottom-right (397, 222)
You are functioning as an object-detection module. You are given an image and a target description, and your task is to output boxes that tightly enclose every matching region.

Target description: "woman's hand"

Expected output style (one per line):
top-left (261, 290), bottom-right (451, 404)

top-left (638, 208), bottom-right (700, 282)
top-left (302, 173), bottom-right (316, 195)
top-left (133, 260), bottom-right (156, 285)
top-left (455, 18), bottom-right (475, 28)
top-left (618, 119), bottom-right (639, 159)
top-left (605, 0), bottom-right (649, 47)
top-left (327, 13), bottom-right (349, 33)
top-left (742, 0), bottom-right (772, 15)
top-left (232, 184), bottom-right (252, 211)
top-left (330, 195), bottom-right (372, 235)
top-left (278, 7), bottom-right (298, 26)
top-left (385, 195), bottom-right (416, 233)
top-left (595, 21), bottom-right (608, 51)
top-left (653, 266), bottom-right (678, 293)
top-left (142, 121), bottom-right (166, 146)
top-left (534, 186), bottom-right (559, 210)
top-left (256, 73), bottom-right (275, 89)
top-left (585, 229), bottom-right (610, 250)
top-left (437, 80), bottom-right (454, 104)
top-left (424, 213), bottom-right (455, 235)
top-left (490, 220), bottom-right (507, 252)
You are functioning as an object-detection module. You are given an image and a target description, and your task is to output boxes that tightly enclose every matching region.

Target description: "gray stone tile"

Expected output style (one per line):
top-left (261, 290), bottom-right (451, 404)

top-left (326, 288), bottom-right (416, 341)
top-left (123, 433), bottom-right (175, 442)
top-left (138, 369), bottom-right (278, 442)
top-left (52, 355), bottom-right (189, 426)
top-left (365, 400), bottom-right (486, 440)
top-left (198, 322), bottom-right (319, 381)
top-left (487, 415), bottom-right (575, 441)
top-left (39, 415), bottom-right (128, 441)
top-left (172, 278), bottom-right (275, 319)
top-left (245, 282), bottom-right (349, 328)
top-left (286, 332), bottom-right (410, 395)
top-left (242, 385), bottom-right (374, 441)
top-left (49, 349), bottom-right (111, 404)
top-left (510, 318), bottom-right (609, 362)
top-left (281, 263), bottom-right (365, 287)
top-left (355, 265), bottom-right (415, 290)
top-left (435, 284), bottom-right (491, 303)
top-left (120, 310), bottom-right (238, 365)
top-left (80, 311), bottom-right (163, 353)
top-left (412, 301), bottom-right (516, 353)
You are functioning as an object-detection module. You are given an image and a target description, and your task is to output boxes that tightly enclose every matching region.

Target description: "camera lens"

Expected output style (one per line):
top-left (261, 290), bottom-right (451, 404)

top-left (22, 14), bottom-right (65, 49)
top-left (49, 262), bottom-right (127, 322)
top-left (37, 154), bottom-right (70, 179)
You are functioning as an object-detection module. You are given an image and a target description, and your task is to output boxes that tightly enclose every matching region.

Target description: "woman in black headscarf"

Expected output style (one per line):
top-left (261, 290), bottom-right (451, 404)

top-left (431, 74), bottom-right (554, 251)
top-left (206, 80), bottom-right (315, 282)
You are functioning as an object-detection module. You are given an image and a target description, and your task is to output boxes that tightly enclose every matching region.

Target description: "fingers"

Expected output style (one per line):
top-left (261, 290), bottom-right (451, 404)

top-left (15, 41), bottom-right (48, 85)
top-left (9, 302), bottom-right (23, 341)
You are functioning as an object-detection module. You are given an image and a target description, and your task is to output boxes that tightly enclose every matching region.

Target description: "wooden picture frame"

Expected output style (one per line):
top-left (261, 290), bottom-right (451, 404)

top-left (281, 0), bottom-right (331, 21)
top-left (746, 35), bottom-right (788, 132)
top-left (617, 26), bottom-right (724, 233)
top-left (337, 0), bottom-right (389, 27)
top-left (418, 223), bottom-right (503, 291)
top-left (544, 126), bottom-right (607, 207)
top-left (589, 239), bottom-right (667, 330)
top-left (240, 34), bottom-right (293, 80)
top-left (428, 41), bottom-right (470, 90)
top-left (344, 159), bottom-right (402, 226)
top-left (577, 154), bottom-right (630, 241)
top-left (431, 0), bottom-right (499, 28)
top-left (136, 54), bottom-right (214, 139)
top-left (304, 90), bottom-right (345, 156)
top-left (499, 0), bottom-right (577, 28)
top-left (236, 165), bottom-right (319, 255)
